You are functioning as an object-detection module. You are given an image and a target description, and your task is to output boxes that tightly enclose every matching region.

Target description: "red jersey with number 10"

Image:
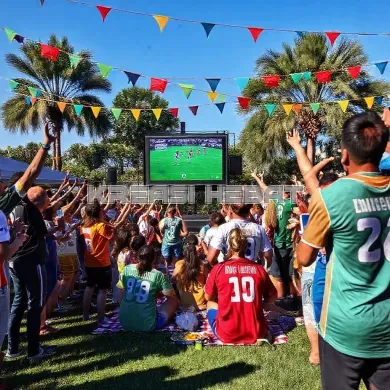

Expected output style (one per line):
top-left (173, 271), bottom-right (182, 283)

top-left (205, 257), bottom-right (276, 344)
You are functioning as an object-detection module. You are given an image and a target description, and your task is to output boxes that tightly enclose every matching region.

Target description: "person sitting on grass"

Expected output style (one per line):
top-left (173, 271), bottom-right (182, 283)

top-left (205, 228), bottom-right (277, 345)
top-left (118, 245), bottom-right (178, 332)
top-left (172, 234), bottom-right (210, 310)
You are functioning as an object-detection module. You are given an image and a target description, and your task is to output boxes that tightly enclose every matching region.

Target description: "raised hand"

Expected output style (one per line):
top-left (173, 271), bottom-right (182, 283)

top-left (43, 121), bottom-right (57, 145)
top-left (286, 129), bottom-right (302, 149)
top-left (250, 168), bottom-right (258, 179)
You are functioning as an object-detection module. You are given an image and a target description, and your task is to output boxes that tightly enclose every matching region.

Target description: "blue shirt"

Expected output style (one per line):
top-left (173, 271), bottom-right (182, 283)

top-left (312, 251), bottom-right (327, 323)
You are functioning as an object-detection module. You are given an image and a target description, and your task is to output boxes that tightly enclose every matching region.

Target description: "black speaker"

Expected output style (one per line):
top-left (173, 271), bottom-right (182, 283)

top-left (180, 122), bottom-right (186, 134)
top-left (107, 167), bottom-right (117, 185)
top-left (229, 156), bottom-right (243, 176)
top-left (92, 152), bottom-right (103, 169)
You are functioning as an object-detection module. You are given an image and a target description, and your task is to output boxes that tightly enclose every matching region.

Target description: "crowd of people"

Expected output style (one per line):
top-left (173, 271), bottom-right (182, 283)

top-left (0, 109), bottom-right (389, 390)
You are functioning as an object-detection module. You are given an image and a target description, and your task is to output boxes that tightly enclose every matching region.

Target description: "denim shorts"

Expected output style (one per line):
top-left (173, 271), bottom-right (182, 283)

top-left (161, 243), bottom-right (183, 263)
top-left (155, 312), bottom-right (168, 330)
top-left (302, 271), bottom-right (315, 326)
top-left (207, 309), bottom-right (218, 337)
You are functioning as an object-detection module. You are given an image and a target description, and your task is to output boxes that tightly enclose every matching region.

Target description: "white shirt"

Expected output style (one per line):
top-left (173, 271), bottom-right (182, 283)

top-left (209, 218), bottom-right (272, 261)
top-left (0, 211), bottom-right (10, 243)
top-left (56, 224), bottom-right (77, 256)
top-left (204, 227), bottom-right (224, 263)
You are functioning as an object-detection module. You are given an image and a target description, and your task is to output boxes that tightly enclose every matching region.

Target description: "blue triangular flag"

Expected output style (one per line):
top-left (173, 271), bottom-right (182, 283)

top-left (375, 62), bottom-right (388, 75)
top-left (25, 96), bottom-right (31, 105)
top-left (206, 78), bottom-right (220, 92)
top-left (201, 22), bottom-right (215, 38)
top-left (303, 71), bottom-right (312, 81)
top-left (375, 96), bottom-right (383, 106)
top-left (73, 104), bottom-right (83, 116)
top-left (124, 71), bottom-right (140, 86)
top-left (296, 31), bottom-right (304, 38)
top-left (14, 34), bottom-right (24, 44)
top-left (265, 103), bottom-right (276, 116)
top-left (235, 77), bottom-right (250, 91)
top-left (215, 103), bottom-right (225, 114)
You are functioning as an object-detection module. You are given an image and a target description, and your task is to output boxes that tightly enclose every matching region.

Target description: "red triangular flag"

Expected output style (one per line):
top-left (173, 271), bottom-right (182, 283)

top-left (169, 108), bottom-right (179, 118)
top-left (315, 71), bottom-right (332, 83)
top-left (325, 32), bottom-right (341, 46)
top-left (96, 5), bottom-right (112, 22)
top-left (237, 97), bottom-right (250, 109)
top-left (247, 27), bottom-right (264, 42)
top-left (262, 75), bottom-right (280, 88)
top-left (189, 106), bottom-right (198, 116)
top-left (150, 78), bottom-right (168, 93)
top-left (347, 66), bottom-right (361, 79)
top-left (40, 44), bottom-right (60, 61)
top-left (31, 97), bottom-right (38, 106)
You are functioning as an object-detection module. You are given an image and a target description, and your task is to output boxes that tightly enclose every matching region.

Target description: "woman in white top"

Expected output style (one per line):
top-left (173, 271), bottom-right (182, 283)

top-left (201, 212), bottom-right (225, 263)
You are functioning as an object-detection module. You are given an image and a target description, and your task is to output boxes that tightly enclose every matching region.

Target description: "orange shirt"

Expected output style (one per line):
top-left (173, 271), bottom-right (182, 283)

top-left (81, 222), bottom-right (114, 268)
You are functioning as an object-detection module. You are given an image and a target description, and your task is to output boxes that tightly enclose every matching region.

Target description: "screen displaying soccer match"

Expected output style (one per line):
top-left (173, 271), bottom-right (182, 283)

top-left (145, 135), bottom-right (227, 184)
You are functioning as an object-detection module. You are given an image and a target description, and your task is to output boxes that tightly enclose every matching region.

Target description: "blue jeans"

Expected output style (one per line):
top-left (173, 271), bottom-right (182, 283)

top-left (161, 242), bottom-right (183, 264)
top-left (8, 262), bottom-right (46, 357)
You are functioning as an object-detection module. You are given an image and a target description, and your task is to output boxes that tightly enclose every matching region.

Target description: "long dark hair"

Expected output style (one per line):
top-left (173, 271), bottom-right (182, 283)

top-left (84, 199), bottom-right (102, 227)
top-left (176, 234), bottom-right (202, 291)
top-left (137, 245), bottom-right (155, 277)
top-left (112, 227), bottom-right (132, 259)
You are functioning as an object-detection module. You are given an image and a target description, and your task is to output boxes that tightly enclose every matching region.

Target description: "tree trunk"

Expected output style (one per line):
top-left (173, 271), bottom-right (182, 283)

top-left (306, 137), bottom-right (316, 165)
top-left (55, 130), bottom-right (62, 172)
top-left (52, 140), bottom-right (57, 170)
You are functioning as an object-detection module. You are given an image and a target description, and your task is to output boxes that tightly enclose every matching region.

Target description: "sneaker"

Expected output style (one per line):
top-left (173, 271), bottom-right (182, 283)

top-left (5, 350), bottom-right (23, 359)
top-left (27, 346), bottom-right (56, 361)
top-left (40, 325), bottom-right (60, 336)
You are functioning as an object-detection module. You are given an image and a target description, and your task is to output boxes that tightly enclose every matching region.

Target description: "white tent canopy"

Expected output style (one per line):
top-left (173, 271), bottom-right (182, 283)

top-left (0, 156), bottom-right (71, 184)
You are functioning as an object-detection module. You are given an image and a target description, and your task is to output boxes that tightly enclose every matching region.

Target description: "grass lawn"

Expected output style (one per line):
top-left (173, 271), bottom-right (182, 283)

top-left (1, 306), bottom-right (323, 390)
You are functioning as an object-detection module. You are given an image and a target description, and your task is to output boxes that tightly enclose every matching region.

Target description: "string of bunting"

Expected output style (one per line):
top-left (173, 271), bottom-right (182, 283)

top-left (65, 0), bottom-right (390, 45)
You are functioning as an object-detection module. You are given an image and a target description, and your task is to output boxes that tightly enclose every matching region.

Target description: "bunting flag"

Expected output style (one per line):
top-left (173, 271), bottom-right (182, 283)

top-left (338, 100), bottom-right (349, 112)
top-left (376, 62), bottom-right (388, 75)
top-left (375, 96), bottom-right (383, 105)
top-left (169, 108), bottom-right (179, 117)
top-left (347, 66), bottom-right (361, 79)
top-left (91, 106), bottom-right (101, 118)
top-left (30, 97), bottom-right (38, 106)
top-left (215, 103), bottom-right (225, 114)
top-left (9, 80), bottom-right (18, 91)
top-left (189, 106), bottom-right (199, 116)
top-left (40, 0), bottom-right (45, 5)
top-left (201, 23), bottom-right (215, 37)
top-left (111, 108), bottom-right (122, 120)
top-left (315, 71), bottom-right (332, 83)
top-left (69, 54), bottom-right (82, 68)
top-left (25, 96), bottom-right (31, 105)
top-left (235, 77), bottom-right (250, 91)
top-left (96, 5), bottom-right (112, 22)
top-left (290, 73), bottom-right (303, 84)
top-left (247, 27), bottom-right (263, 42)
top-left (364, 97), bottom-right (374, 109)
top-left (310, 103), bottom-right (320, 114)
top-left (14, 35), bottom-right (24, 44)
top-left (131, 109), bottom-right (141, 121)
top-left (153, 15), bottom-right (169, 32)
top-left (57, 102), bottom-right (67, 113)
top-left (74, 104), bottom-right (83, 116)
top-left (303, 71), bottom-right (312, 81)
top-left (40, 44), bottom-right (60, 61)
top-left (150, 78), bottom-right (168, 93)
top-left (152, 108), bottom-right (162, 120)
top-left (263, 75), bottom-right (280, 88)
top-left (265, 103), bottom-right (276, 117)
top-left (98, 63), bottom-right (112, 78)
top-left (4, 28), bottom-right (16, 42)
top-left (218, 94), bottom-right (226, 103)
top-left (238, 97), bottom-right (250, 109)
top-left (325, 32), bottom-right (341, 46)
top-left (207, 91), bottom-right (218, 102)
top-left (124, 71), bottom-right (140, 86)
top-left (178, 84), bottom-right (193, 99)
top-left (296, 31), bottom-right (304, 38)
top-left (293, 103), bottom-right (302, 114)
top-left (282, 104), bottom-right (293, 115)
top-left (206, 78), bottom-right (221, 92)
top-left (28, 87), bottom-right (40, 97)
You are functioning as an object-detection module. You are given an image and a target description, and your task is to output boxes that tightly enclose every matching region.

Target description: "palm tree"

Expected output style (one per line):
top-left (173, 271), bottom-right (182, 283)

top-left (1, 35), bottom-right (112, 171)
top-left (240, 34), bottom-right (390, 166)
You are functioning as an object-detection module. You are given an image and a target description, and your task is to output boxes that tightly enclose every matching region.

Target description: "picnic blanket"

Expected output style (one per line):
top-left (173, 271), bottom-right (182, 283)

top-left (92, 309), bottom-right (300, 346)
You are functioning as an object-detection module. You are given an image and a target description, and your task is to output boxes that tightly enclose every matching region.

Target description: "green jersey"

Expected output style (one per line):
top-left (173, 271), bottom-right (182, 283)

top-left (275, 199), bottom-right (295, 249)
top-left (119, 265), bottom-right (172, 332)
top-left (302, 173), bottom-right (390, 358)
top-left (162, 217), bottom-right (183, 245)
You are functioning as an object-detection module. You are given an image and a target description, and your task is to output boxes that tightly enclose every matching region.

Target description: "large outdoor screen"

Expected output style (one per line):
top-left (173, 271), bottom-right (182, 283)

top-left (144, 134), bottom-right (227, 184)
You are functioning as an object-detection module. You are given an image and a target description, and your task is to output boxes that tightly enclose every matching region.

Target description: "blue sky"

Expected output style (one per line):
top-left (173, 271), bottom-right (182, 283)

top-left (1, 0), bottom-right (390, 150)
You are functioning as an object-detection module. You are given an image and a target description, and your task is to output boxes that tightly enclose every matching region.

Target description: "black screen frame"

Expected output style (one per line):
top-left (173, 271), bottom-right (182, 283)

top-left (144, 134), bottom-right (228, 185)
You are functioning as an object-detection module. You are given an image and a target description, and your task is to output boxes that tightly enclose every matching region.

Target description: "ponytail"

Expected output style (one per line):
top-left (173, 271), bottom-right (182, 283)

top-left (227, 228), bottom-right (248, 258)
top-left (137, 245), bottom-right (155, 277)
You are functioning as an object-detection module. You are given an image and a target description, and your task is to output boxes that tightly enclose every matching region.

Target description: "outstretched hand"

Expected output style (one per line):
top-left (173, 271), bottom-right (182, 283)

top-left (250, 168), bottom-right (258, 179)
top-left (286, 129), bottom-right (301, 149)
top-left (43, 122), bottom-right (57, 145)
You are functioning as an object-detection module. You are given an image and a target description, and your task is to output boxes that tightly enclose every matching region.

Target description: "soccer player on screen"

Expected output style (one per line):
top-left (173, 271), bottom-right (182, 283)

top-left (186, 150), bottom-right (191, 164)
top-left (198, 147), bottom-right (201, 155)
top-left (203, 146), bottom-right (207, 155)
top-left (174, 151), bottom-right (180, 166)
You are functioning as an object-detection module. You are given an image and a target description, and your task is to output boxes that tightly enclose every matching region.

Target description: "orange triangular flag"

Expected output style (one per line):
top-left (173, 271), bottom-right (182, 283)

top-left (364, 97), bottom-right (374, 109)
top-left (292, 103), bottom-right (302, 114)
top-left (153, 15), bottom-right (169, 32)
top-left (207, 91), bottom-right (218, 102)
top-left (282, 104), bottom-right (293, 115)
top-left (57, 101), bottom-right (67, 113)
top-left (91, 106), bottom-right (102, 118)
top-left (131, 109), bottom-right (141, 121)
top-left (338, 100), bottom-right (349, 112)
top-left (152, 108), bottom-right (162, 120)
top-left (31, 97), bottom-right (37, 106)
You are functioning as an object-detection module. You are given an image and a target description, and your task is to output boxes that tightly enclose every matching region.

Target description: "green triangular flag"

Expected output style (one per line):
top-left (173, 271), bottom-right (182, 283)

top-left (218, 94), bottom-right (226, 103)
top-left (303, 71), bottom-right (312, 81)
top-left (178, 84), bottom-right (193, 99)
top-left (265, 103), bottom-right (276, 117)
top-left (73, 104), bottom-right (83, 116)
top-left (9, 80), bottom-right (18, 91)
top-left (310, 103), bottom-right (320, 114)
top-left (97, 63), bottom-right (112, 78)
top-left (28, 86), bottom-right (39, 97)
top-left (4, 28), bottom-right (16, 42)
top-left (69, 54), bottom-right (82, 68)
top-left (111, 108), bottom-right (122, 120)
top-left (290, 73), bottom-right (303, 84)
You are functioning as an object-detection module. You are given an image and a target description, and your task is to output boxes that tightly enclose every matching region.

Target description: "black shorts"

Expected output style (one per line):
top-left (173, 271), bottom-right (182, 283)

top-left (269, 247), bottom-right (293, 280)
top-left (85, 266), bottom-right (112, 290)
top-left (319, 336), bottom-right (390, 390)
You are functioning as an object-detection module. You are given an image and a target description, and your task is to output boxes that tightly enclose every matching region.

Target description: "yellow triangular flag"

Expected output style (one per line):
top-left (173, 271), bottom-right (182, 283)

top-left (131, 109), bottom-right (141, 121)
top-left (364, 97), bottom-right (374, 109)
top-left (57, 102), bottom-right (67, 113)
top-left (152, 108), bottom-right (162, 120)
top-left (91, 106), bottom-right (102, 118)
top-left (338, 100), bottom-right (349, 112)
top-left (153, 15), bottom-right (169, 32)
top-left (207, 91), bottom-right (218, 102)
top-left (282, 104), bottom-right (293, 115)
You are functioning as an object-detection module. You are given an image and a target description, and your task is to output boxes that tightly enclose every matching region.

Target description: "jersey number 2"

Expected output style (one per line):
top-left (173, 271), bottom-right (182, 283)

top-left (229, 276), bottom-right (255, 303)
